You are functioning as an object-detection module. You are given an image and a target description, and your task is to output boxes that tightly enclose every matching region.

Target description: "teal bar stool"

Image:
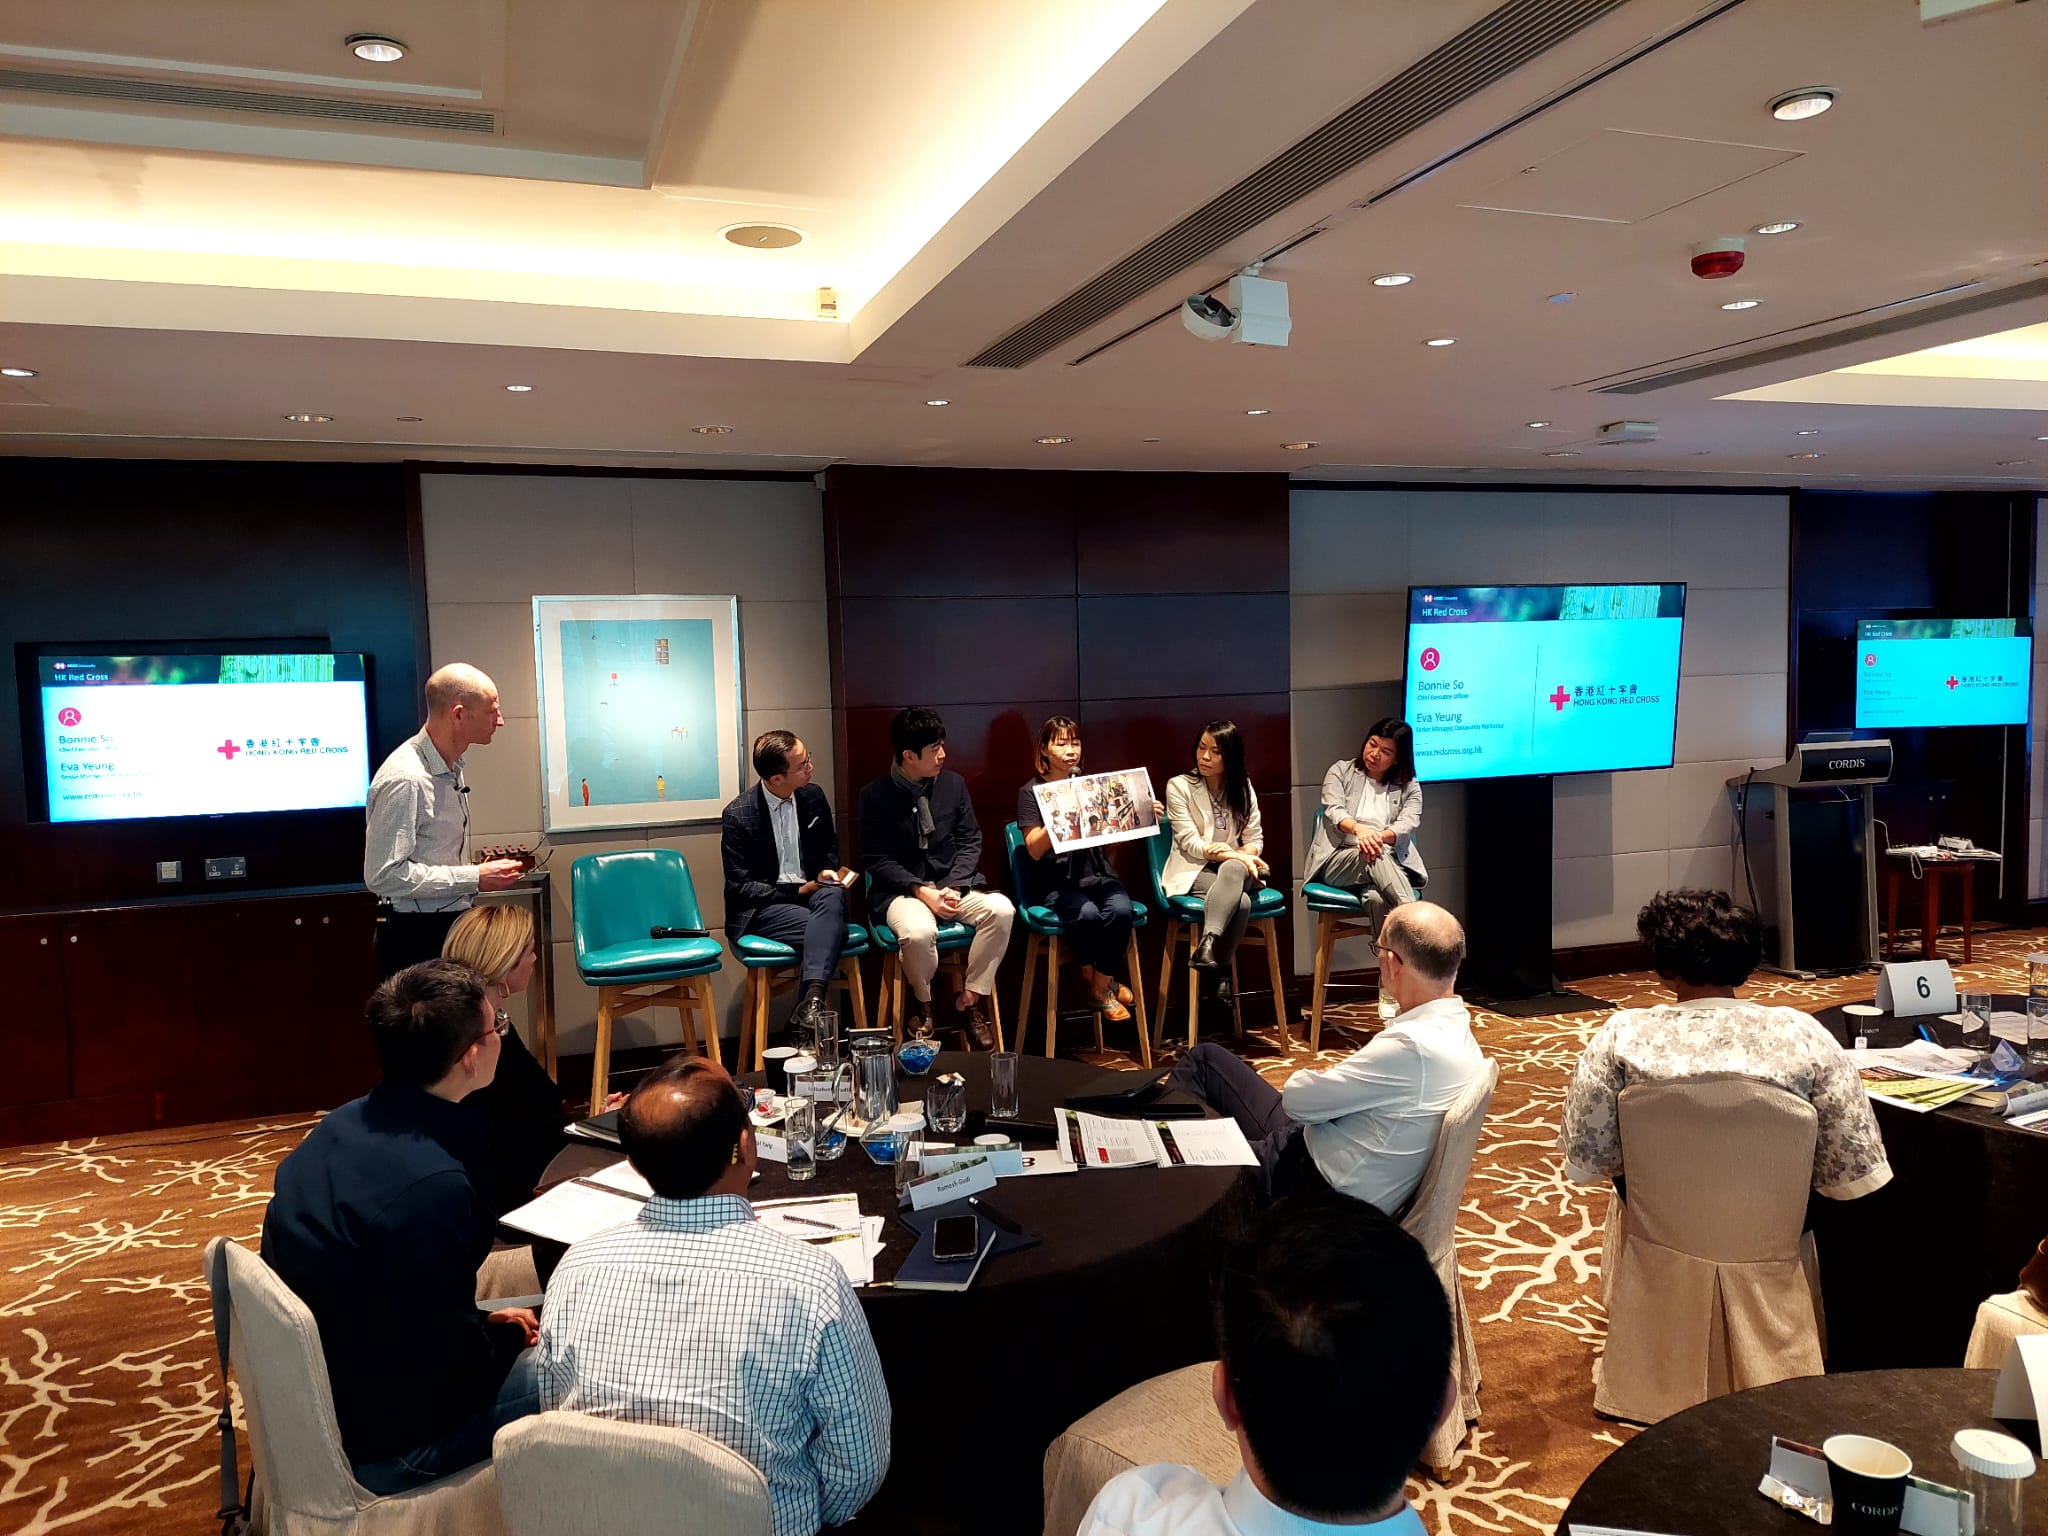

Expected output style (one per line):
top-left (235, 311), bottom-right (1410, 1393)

top-left (1144, 824), bottom-right (1291, 1053)
top-left (729, 919), bottom-right (874, 1071)
top-left (1004, 821), bottom-right (1151, 1065)
top-left (571, 849), bottom-right (726, 1111)
top-left (1302, 880), bottom-right (1379, 1054)
top-left (863, 873), bottom-right (1003, 1050)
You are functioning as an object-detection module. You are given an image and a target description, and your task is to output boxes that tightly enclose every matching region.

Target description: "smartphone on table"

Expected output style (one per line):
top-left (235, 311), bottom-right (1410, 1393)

top-left (932, 1214), bottom-right (981, 1262)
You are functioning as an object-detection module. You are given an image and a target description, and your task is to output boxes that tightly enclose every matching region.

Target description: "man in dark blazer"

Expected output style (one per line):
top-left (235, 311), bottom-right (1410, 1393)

top-left (856, 706), bottom-right (1013, 1047)
top-left (722, 731), bottom-right (849, 1041)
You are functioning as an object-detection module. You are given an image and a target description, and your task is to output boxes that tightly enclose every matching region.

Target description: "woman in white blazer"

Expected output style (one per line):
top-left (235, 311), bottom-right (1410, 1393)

top-left (1302, 716), bottom-right (1424, 937)
top-left (1162, 720), bottom-right (1267, 1001)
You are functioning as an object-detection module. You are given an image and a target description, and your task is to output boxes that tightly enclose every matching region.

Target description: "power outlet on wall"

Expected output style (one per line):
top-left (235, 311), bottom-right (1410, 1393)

top-left (204, 856), bottom-right (247, 880)
top-left (155, 861), bottom-right (181, 883)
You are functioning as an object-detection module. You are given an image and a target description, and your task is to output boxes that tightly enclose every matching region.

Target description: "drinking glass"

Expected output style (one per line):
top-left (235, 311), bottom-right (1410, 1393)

top-left (812, 1009), bottom-right (841, 1071)
top-left (896, 1133), bottom-right (925, 1192)
top-left (989, 1052), bottom-right (1020, 1120)
top-left (784, 1096), bottom-right (817, 1182)
top-left (2028, 997), bottom-right (2048, 1066)
top-left (1958, 992), bottom-right (1992, 1034)
top-left (791, 1069), bottom-right (847, 1160)
top-left (930, 1072), bottom-right (968, 1134)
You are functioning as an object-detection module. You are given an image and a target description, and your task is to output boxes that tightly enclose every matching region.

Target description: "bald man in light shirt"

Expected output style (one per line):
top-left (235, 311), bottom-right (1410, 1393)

top-left (365, 663), bottom-right (526, 979)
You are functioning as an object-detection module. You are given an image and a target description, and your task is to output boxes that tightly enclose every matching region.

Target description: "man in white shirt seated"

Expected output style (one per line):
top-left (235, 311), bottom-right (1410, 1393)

top-left (1167, 901), bottom-right (1485, 1210)
top-left (535, 1057), bottom-right (890, 1536)
top-left (1079, 1196), bottom-right (1448, 1536)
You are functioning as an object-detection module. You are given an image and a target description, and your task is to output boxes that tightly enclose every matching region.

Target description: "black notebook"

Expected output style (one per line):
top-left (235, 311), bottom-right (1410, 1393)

top-left (566, 1109), bottom-right (622, 1146)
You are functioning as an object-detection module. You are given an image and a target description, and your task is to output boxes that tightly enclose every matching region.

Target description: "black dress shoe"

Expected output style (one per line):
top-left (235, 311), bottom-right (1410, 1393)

top-left (1211, 975), bottom-right (1234, 1009)
top-left (1189, 935), bottom-right (1220, 972)
top-left (963, 1001), bottom-right (997, 1051)
top-left (789, 993), bottom-right (822, 1045)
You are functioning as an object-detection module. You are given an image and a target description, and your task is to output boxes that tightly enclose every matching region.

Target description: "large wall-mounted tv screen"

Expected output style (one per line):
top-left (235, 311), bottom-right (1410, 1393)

top-left (1854, 617), bottom-right (2032, 729)
top-left (1403, 584), bottom-right (1686, 782)
top-left (31, 652), bottom-right (371, 823)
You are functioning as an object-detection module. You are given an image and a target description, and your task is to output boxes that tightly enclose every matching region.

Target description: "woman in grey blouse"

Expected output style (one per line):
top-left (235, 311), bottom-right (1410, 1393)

top-left (1302, 717), bottom-right (1425, 938)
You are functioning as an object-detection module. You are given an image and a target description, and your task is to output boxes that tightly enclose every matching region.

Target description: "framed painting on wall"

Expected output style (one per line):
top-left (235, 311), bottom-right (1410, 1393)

top-left (533, 594), bottom-right (743, 832)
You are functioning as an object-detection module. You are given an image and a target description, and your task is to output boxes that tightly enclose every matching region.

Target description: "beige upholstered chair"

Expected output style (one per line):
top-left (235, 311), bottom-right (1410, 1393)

top-left (494, 1413), bottom-right (773, 1536)
top-left (1964, 1289), bottom-right (2048, 1368)
top-left (203, 1237), bottom-right (503, 1536)
top-left (1399, 1058), bottom-right (1498, 1475)
top-left (1042, 1362), bottom-right (1240, 1536)
top-left (475, 1244), bottom-right (540, 1306)
top-left (1595, 1074), bottom-right (1825, 1424)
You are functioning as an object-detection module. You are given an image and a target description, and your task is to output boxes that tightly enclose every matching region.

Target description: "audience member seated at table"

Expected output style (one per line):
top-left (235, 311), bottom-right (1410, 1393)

top-left (722, 728), bottom-right (850, 1040)
top-left (262, 961), bottom-right (539, 1494)
top-left (536, 1056), bottom-right (890, 1536)
top-left (858, 705), bottom-right (1015, 1048)
top-left (1161, 720), bottom-right (1268, 1005)
top-left (1019, 715), bottom-right (1140, 1024)
top-left (1558, 888), bottom-right (1893, 1201)
top-left (1168, 903), bottom-right (1485, 1209)
top-left (1302, 717), bottom-right (1425, 938)
top-left (1079, 1195), bottom-right (1450, 1536)
top-left (441, 902), bottom-right (571, 1215)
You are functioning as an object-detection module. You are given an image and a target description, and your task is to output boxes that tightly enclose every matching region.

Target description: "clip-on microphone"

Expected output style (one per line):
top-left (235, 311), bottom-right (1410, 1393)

top-left (650, 924), bottom-right (711, 940)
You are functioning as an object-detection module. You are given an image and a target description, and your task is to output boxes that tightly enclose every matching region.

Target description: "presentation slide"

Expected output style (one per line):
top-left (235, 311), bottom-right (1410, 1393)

top-left (1404, 585), bottom-right (1686, 782)
top-left (1855, 618), bottom-right (2032, 729)
top-left (39, 654), bottom-right (370, 823)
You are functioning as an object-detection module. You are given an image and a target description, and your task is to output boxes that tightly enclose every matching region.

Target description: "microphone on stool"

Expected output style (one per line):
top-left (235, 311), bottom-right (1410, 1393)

top-left (651, 924), bottom-right (710, 939)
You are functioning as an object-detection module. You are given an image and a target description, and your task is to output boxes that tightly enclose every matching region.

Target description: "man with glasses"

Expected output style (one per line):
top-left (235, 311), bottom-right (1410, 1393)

top-left (365, 662), bottom-right (526, 979)
top-left (1166, 902), bottom-right (1484, 1210)
top-left (262, 961), bottom-right (541, 1492)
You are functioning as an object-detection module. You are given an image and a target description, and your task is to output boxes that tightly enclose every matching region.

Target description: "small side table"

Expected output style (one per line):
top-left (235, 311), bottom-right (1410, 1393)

top-left (1883, 851), bottom-right (1994, 963)
top-left (477, 870), bottom-right (557, 1076)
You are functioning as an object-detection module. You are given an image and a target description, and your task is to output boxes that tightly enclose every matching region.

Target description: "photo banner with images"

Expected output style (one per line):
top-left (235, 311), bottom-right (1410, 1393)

top-left (1032, 767), bottom-right (1160, 853)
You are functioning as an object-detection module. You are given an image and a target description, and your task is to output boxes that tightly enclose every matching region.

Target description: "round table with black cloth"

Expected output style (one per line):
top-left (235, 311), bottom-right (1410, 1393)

top-left (533, 1051), bottom-right (1257, 1536)
top-left (1562, 1368), bottom-right (2047, 1536)
top-left (1805, 999), bottom-right (2048, 1371)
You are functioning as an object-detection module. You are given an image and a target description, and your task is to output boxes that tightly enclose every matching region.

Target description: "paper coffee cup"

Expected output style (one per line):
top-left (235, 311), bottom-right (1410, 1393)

top-left (1825, 1434), bottom-right (1912, 1536)
top-left (1842, 1005), bottom-right (1883, 1018)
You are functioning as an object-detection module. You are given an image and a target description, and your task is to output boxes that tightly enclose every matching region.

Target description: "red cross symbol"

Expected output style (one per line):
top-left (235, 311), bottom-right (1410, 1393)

top-left (1548, 686), bottom-right (1571, 711)
top-left (1945, 676), bottom-right (1959, 691)
top-left (217, 739), bottom-right (241, 760)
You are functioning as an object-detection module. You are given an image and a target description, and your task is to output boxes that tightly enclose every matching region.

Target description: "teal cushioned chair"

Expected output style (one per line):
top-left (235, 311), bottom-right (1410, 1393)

top-left (1144, 818), bottom-right (1292, 1052)
top-left (572, 849), bottom-right (725, 1112)
top-left (1003, 821), bottom-right (1151, 1064)
top-left (863, 873), bottom-right (1002, 1050)
top-left (727, 919), bottom-right (873, 1071)
top-left (1302, 879), bottom-right (1377, 1054)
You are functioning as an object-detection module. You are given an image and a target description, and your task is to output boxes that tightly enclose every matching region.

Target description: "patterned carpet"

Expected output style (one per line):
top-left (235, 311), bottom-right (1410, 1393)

top-left (1, 929), bottom-right (2036, 1535)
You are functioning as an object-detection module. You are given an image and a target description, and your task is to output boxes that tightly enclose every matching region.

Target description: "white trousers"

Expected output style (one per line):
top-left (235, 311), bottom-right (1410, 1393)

top-left (886, 890), bottom-right (1015, 1001)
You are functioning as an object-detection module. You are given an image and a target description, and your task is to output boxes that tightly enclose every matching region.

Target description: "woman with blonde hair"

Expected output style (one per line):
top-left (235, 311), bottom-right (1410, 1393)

top-left (442, 904), bottom-right (568, 1214)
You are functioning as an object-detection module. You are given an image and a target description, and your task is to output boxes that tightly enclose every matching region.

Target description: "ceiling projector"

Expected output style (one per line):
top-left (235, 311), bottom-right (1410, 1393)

top-left (1182, 271), bottom-right (1292, 346)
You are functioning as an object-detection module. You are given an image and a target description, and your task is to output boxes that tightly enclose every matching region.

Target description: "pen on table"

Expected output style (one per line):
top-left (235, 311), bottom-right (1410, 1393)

top-left (782, 1213), bottom-right (835, 1230)
top-left (1917, 1024), bottom-right (1937, 1043)
top-left (967, 1195), bottom-right (1023, 1234)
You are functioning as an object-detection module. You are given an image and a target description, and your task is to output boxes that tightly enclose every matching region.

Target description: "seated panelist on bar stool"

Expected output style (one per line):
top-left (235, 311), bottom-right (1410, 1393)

top-left (722, 730), bottom-right (850, 1045)
top-left (364, 662), bottom-right (527, 979)
top-left (1161, 720), bottom-right (1267, 1005)
top-left (857, 706), bottom-right (1014, 1049)
top-left (1019, 715), bottom-right (1141, 1025)
top-left (1303, 717), bottom-right (1426, 938)
top-left (1169, 903), bottom-right (1485, 1211)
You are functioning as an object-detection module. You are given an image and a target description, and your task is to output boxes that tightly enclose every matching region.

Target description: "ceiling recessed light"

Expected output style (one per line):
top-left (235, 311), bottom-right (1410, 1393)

top-left (925, 399), bottom-right (949, 407)
top-left (1282, 442), bottom-right (1317, 451)
top-left (720, 223), bottom-right (806, 250)
top-left (1424, 337), bottom-right (1457, 347)
top-left (1547, 292), bottom-right (1577, 303)
top-left (1525, 420), bottom-right (1552, 429)
top-left (1370, 273), bottom-right (1414, 287)
top-left (1770, 88), bottom-right (1835, 122)
top-left (0, 366), bottom-right (36, 378)
top-left (1544, 451), bottom-right (1580, 458)
top-left (1244, 408), bottom-right (1271, 416)
top-left (1788, 452), bottom-right (1824, 459)
top-left (1036, 436), bottom-right (1072, 446)
top-left (1753, 221), bottom-right (1802, 235)
top-left (346, 34), bottom-right (406, 63)
top-left (282, 413), bottom-right (333, 424)
top-left (505, 383), bottom-right (534, 392)
top-left (692, 424), bottom-right (734, 435)
top-left (1720, 299), bottom-right (1761, 311)
top-left (1795, 428), bottom-right (1822, 436)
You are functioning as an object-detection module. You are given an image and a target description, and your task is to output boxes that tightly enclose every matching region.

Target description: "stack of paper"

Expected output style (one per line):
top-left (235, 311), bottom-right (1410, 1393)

top-left (1054, 1108), bottom-right (1259, 1169)
top-left (750, 1193), bottom-right (884, 1285)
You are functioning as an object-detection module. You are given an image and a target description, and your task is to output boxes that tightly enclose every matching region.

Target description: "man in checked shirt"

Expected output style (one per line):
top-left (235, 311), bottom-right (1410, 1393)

top-left (537, 1057), bottom-right (891, 1536)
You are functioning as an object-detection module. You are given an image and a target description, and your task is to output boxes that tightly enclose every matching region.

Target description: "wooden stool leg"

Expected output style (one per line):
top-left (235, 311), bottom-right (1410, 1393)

top-left (1228, 952), bottom-right (1244, 1038)
top-left (1261, 919), bottom-right (1289, 1050)
top-left (753, 970), bottom-right (772, 1072)
top-left (591, 988), bottom-right (615, 1113)
top-left (674, 983), bottom-right (701, 1060)
top-left (700, 977), bottom-right (723, 1068)
top-left (737, 970), bottom-right (757, 1071)
top-left (989, 983), bottom-right (1004, 1054)
top-left (1923, 873), bottom-right (1941, 961)
top-left (1154, 927), bottom-right (1175, 1056)
top-left (1310, 914), bottom-right (1337, 1055)
top-left (1018, 934), bottom-right (1040, 1056)
top-left (1184, 929), bottom-right (1201, 1050)
top-left (1126, 929), bottom-right (1152, 1069)
top-left (1045, 934), bottom-right (1061, 1059)
top-left (841, 956), bottom-right (870, 1033)
top-left (1962, 867), bottom-right (1975, 964)
top-left (889, 961), bottom-right (905, 1046)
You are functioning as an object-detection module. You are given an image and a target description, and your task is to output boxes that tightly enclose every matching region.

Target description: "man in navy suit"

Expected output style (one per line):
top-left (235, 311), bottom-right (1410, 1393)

top-left (722, 731), bottom-right (849, 1042)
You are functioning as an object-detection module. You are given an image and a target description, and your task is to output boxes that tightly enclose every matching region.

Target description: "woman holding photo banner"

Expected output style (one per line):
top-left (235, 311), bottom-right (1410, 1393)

top-left (1018, 716), bottom-right (1141, 1024)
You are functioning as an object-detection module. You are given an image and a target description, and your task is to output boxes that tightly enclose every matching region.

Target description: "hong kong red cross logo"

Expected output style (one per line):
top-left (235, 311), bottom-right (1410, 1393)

top-left (1945, 676), bottom-right (1959, 691)
top-left (217, 739), bottom-right (241, 760)
top-left (1549, 686), bottom-right (1570, 711)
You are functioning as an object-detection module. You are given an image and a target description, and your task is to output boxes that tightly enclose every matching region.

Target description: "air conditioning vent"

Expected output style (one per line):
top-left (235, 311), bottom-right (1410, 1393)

top-left (964, 0), bottom-right (1629, 369)
top-left (0, 68), bottom-right (497, 134)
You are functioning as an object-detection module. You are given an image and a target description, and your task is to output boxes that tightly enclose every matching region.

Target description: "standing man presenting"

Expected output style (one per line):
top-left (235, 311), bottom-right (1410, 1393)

top-left (365, 663), bottom-right (525, 980)
top-left (722, 730), bottom-right (849, 1041)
